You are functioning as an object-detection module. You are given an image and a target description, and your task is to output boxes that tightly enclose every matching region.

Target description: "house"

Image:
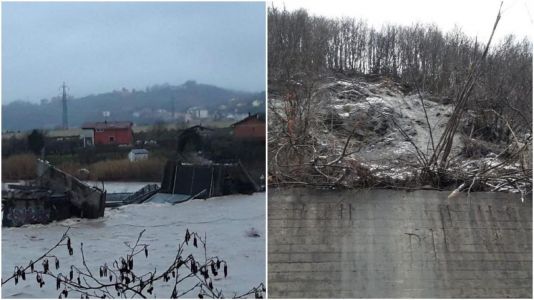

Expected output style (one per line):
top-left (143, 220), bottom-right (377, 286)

top-left (82, 121), bottom-right (133, 145)
top-left (231, 113), bottom-right (265, 139)
top-left (177, 125), bottom-right (214, 153)
top-left (128, 149), bottom-right (149, 162)
top-left (186, 107), bottom-right (209, 121)
top-left (46, 128), bottom-right (94, 148)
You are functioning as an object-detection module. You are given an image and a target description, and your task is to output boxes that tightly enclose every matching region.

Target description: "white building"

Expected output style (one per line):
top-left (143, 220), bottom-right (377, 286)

top-left (128, 149), bottom-right (149, 162)
top-left (187, 107), bottom-right (209, 119)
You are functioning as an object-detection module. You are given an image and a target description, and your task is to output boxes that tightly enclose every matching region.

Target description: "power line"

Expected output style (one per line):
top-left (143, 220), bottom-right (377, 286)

top-left (60, 82), bottom-right (69, 129)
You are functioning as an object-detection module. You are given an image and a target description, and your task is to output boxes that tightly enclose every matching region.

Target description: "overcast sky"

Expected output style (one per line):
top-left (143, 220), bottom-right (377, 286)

top-left (2, 1), bottom-right (266, 103)
top-left (271, 0), bottom-right (533, 42)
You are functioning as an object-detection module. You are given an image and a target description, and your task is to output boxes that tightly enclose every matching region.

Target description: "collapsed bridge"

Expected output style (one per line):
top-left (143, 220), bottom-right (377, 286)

top-left (160, 160), bottom-right (260, 198)
top-left (2, 160), bottom-right (105, 227)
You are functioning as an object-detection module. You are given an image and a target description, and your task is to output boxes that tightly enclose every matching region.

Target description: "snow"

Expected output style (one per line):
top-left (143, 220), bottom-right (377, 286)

top-left (270, 75), bottom-right (529, 190)
top-left (1, 193), bottom-right (265, 298)
top-left (335, 81), bottom-right (352, 86)
top-left (364, 162), bottom-right (414, 181)
top-left (289, 77), bottom-right (467, 182)
top-left (320, 78), bottom-right (462, 165)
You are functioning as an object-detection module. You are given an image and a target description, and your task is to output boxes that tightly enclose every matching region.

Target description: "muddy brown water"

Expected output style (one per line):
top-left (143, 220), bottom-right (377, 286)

top-left (268, 188), bottom-right (532, 298)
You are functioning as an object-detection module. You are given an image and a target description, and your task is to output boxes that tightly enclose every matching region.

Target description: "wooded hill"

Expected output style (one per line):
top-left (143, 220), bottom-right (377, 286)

top-left (2, 81), bottom-right (265, 131)
top-left (268, 7), bottom-right (532, 135)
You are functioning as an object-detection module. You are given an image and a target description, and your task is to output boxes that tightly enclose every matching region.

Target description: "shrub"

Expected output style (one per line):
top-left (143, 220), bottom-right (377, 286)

top-left (88, 158), bottom-right (166, 181)
top-left (461, 136), bottom-right (494, 158)
top-left (2, 153), bottom-right (37, 180)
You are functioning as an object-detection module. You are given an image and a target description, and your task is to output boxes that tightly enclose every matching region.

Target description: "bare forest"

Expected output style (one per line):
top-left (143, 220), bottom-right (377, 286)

top-left (268, 6), bottom-right (532, 195)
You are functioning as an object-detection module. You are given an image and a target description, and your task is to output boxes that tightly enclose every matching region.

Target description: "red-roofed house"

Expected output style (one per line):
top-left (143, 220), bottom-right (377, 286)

top-left (82, 121), bottom-right (133, 145)
top-left (231, 113), bottom-right (265, 139)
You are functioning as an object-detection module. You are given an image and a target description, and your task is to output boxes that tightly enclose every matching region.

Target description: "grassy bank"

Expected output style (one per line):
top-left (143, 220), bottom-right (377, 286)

top-left (2, 154), bottom-right (165, 182)
top-left (1, 153), bottom-right (38, 180)
top-left (86, 158), bottom-right (165, 181)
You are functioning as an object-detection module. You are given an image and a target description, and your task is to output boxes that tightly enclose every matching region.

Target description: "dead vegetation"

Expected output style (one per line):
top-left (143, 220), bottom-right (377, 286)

top-left (2, 153), bottom-right (38, 180)
top-left (87, 158), bottom-right (166, 182)
top-left (268, 3), bottom-right (532, 195)
top-left (2, 156), bottom-right (166, 182)
top-left (269, 73), bottom-right (532, 193)
top-left (2, 228), bottom-right (265, 299)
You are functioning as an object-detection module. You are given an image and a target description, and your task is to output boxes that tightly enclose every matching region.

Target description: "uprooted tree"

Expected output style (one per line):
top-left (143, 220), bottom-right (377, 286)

top-left (2, 228), bottom-right (265, 299)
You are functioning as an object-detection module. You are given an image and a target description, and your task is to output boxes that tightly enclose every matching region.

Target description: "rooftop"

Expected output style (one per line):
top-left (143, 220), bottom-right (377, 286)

top-left (231, 113), bottom-right (264, 127)
top-left (46, 128), bottom-right (93, 138)
top-left (82, 121), bottom-right (132, 130)
top-left (130, 149), bottom-right (149, 154)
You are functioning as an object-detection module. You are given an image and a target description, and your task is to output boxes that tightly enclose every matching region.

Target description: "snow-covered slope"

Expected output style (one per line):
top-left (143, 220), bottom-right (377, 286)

top-left (298, 76), bottom-right (462, 181)
top-left (320, 77), bottom-right (458, 161)
top-left (269, 75), bottom-right (528, 188)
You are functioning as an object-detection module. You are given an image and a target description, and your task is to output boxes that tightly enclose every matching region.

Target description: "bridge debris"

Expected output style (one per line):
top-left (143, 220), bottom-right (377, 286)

top-left (2, 160), bottom-right (105, 227)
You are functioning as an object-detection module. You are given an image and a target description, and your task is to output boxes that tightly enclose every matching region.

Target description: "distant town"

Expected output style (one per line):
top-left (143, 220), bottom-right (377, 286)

top-left (2, 80), bottom-right (265, 184)
top-left (2, 80), bottom-right (265, 132)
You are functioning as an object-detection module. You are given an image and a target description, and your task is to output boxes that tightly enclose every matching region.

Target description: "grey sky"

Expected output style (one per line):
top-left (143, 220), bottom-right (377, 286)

top-left (271, 0), bottom-right (533, 42)
top-left (2, 1), bottom-right (266, 103)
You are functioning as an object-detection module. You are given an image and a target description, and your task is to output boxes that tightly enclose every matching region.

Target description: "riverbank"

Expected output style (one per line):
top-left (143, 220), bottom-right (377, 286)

top-left (2, 153), bottom-right (165, 182)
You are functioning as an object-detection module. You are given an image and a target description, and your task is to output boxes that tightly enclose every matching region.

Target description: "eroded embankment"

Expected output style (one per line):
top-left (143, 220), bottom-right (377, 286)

top-left (269, 75), bottom-right (531, 192)
top-left (268, 188), bottom-right (532, 298)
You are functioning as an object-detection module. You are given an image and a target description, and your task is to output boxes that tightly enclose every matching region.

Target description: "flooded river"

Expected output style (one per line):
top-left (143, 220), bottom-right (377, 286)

top-left (2, 192), bottom-right (265, 298)
top-left (83, 181), bottom-right (160, 193)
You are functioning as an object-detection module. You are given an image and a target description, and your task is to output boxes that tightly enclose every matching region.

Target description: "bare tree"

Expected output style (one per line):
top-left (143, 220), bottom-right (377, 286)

top-left (2, 228), bottom-right (265, 299)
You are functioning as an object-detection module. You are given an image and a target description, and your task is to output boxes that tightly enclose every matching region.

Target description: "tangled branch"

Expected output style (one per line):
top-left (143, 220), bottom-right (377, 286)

top-left (2, 228), bottom-right (265, 299)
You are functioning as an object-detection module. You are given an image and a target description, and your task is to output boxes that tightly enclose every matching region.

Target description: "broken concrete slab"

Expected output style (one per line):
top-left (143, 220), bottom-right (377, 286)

top-left (35, 160), bottom-right (105, 218)
top-left (2, 160), bottom-right (105, 227)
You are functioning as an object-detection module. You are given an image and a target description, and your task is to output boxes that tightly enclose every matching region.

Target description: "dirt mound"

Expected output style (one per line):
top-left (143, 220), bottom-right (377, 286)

top-left (269, 75), bottom-right (531, 192)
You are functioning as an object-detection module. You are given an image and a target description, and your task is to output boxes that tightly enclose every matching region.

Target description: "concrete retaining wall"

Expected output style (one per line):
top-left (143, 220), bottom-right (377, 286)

top-left (268, 188), bottom-right (532, 298)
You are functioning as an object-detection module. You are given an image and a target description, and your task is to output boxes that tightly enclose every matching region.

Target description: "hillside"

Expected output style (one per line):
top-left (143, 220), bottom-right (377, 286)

top-left (268, 7), bottom-right (531, 194)
top-left (2, 81), bottom-right (265, 131)
top-left (269, 74), bottom-right (531, 193)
